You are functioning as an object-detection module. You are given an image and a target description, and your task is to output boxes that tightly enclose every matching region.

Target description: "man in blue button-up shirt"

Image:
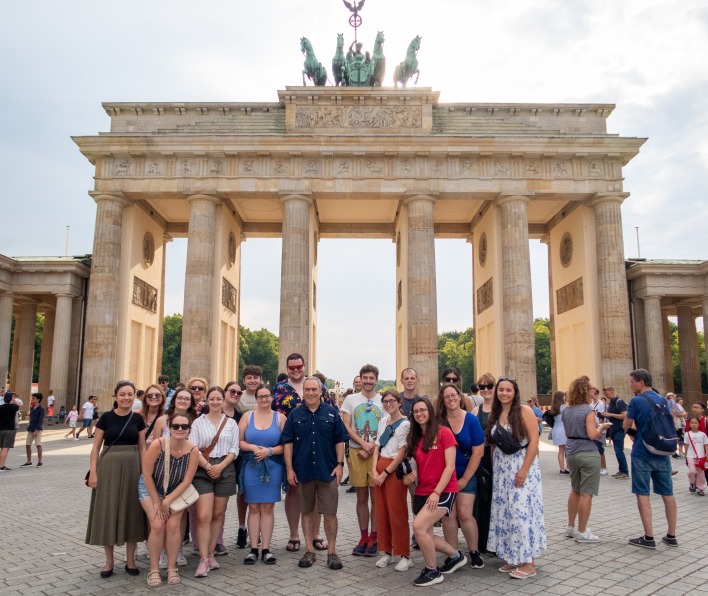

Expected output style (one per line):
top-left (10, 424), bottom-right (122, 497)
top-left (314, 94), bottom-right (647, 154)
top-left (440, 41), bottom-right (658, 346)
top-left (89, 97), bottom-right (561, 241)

top-left (282, 377), bottom-right (348, 571)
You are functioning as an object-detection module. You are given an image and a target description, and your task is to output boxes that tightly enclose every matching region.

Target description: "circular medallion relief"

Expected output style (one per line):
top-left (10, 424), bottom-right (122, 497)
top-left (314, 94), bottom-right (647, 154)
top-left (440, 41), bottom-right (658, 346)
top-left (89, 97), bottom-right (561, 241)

top-left (143, 232), bottom-right (155, 267)
top-left (228, 233), bottom-right (236, 267)
top-left (478, 232), bottom-right (488, 267)
top-left (560, 232), bottom-right (573, 268)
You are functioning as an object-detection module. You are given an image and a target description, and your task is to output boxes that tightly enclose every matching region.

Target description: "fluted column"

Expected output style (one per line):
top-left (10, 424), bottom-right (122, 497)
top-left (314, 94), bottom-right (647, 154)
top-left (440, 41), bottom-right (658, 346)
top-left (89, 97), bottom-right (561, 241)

top-left (49, 293), bottom-right (74, 410)
top-left (0, 293), bottom-right (13, 391)
top-left (643, 296), bottom-right (667, 393)
top-left (9, 313), bottom-right (20, 391)
top-left (703, 296), bottom-right (708, 396)
top-left (405, 195), bottom-right (438, 397)
top-left (37, 307), bottom-right (55, 396)
top-left (180, 194), bottom-right (220, 382)
top-left (677, 306), bottom-right (701, 401)
top-left (82, 193), bottom-right (127, 409)
top-left (278, 195), bottom-right (313, 372)
top-left (591, 194), bottom-right (633, 392)
top-left (156, 234), bottom-right (170, 377)
top-left (541, 235), bottom-right (557, 392)
top-left (15, 302), bottom-right (37, 405)
top-left (662, 312), bottom-right (675, 393)
top-left (498, 195), bottom-right (536, 396)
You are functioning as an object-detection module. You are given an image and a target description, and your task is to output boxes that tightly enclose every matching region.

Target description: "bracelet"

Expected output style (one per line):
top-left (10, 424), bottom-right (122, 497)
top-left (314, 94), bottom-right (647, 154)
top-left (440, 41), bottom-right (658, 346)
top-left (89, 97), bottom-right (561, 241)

top-left (383, 469), bottom-right (391, 476)
top-left (268, 447), bottom-right (273, 457)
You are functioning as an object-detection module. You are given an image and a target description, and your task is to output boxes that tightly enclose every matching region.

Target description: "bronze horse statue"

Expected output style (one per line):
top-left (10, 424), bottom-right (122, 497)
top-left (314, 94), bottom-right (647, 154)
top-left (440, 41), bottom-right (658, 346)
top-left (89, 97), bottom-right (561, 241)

top-left (332, 33), bottom-right (347, 86)
top-left (301, 37), bottom-right (327, 86)
top-left (370, 31), bottom-right (385, 87)
top-left (393, 35), bottom-right (421, 87)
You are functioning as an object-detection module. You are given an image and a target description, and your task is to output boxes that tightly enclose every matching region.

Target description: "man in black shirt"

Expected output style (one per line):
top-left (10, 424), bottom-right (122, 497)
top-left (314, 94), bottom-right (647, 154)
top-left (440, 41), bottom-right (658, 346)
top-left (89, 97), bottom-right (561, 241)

top-left (0, 392), bottom-right (21, 470)
top-left (601, 386), bottom-right (629, 479)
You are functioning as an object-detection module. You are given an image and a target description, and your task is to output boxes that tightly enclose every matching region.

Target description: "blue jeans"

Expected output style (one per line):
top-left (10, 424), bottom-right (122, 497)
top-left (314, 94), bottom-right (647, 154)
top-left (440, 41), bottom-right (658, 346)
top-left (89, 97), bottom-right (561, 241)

top-left (612, 430), bottom-right (628, 474)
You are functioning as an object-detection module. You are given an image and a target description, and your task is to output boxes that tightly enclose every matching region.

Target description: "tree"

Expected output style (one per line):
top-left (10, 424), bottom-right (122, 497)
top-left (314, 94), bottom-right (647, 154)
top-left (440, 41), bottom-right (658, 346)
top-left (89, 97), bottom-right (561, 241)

top-left (239, 326), bottom-right (279, 386)
top-left (534, 318), bottom-right (552, 395)
top-left (438, 328), bottom-right (475, 390)
top-left (161, 314), bottom-right (182, 383)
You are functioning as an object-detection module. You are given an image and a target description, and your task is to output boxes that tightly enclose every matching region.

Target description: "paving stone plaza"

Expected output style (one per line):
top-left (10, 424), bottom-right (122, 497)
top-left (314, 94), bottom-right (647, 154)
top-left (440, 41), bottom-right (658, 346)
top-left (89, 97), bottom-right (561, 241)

top-left (2, 422), bottom-right (706, 596)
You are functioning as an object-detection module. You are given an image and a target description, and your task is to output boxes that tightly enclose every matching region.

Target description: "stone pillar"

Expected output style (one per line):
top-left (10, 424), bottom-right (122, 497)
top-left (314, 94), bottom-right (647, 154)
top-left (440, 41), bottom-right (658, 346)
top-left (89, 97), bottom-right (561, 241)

top-left (278, 195), bottom-right (313, 372)
top-left (591, 194), bottom-right (633, 392)
top-left (9, 313), bottom-right (20, 392)
top-left (498, 195), bottom-right (536, 396)
top-left (49, 294), bottom-right (74, 410)
top-left (633, 298), bottom-right (648, 369)
top-left (662, 313), bottom-right (675, 393)
top-left (541, 235), bottom-right (557, 393)
top-left (180, 194), bottom-right (220, 382)
top-left (703, 296), bottom-right (708, 396)
top-left (0, 293), bottom-right (13, 391)
top-left (405, 195), bottom-right (438, 398)
top-left (677, 306), bottom-right (701, 401)
top-left (82, 194), bottom-right (127, 409)
top-left (157, 234), bottom-right (170, 377)
top-left (37, 308), bottom-right (55, 396)
top-left (643, 296), bottom-right (667, 393)
top-left (15, 302), bottom-right (37, 406)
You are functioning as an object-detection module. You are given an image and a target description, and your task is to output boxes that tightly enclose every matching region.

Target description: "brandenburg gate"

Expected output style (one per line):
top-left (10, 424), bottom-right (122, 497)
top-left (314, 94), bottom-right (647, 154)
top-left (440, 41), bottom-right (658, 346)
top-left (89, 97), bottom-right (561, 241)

top-left (73, 86), bottom-right (645, 404)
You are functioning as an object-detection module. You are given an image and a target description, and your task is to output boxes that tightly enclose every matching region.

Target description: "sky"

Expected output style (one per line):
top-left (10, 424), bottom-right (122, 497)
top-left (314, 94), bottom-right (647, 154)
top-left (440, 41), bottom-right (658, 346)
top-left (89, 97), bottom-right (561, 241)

top-left (1, 1), bottom-right (707, 384)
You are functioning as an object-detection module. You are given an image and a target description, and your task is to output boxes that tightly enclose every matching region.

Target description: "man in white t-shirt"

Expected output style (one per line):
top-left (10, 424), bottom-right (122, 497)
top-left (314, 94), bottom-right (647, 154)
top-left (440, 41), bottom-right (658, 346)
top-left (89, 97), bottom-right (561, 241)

top-left (341, 364), bottom-right (383, 558)
top-left (591, 387), bottom-right (609, 475)
top-left (240, 364), bottom-right (262, 413)
top-left (75, 395), bottom-right (96, 439)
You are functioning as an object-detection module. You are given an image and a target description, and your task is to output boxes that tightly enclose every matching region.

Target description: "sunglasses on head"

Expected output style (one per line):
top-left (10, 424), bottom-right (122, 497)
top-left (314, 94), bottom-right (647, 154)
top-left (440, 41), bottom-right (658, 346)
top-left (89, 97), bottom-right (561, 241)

top-left (498, 376), bottom-right (516, 383)
top-left (478, 383), bottom-right (494, 391)
top-left (444, 376), bottom-right (459, 383)
top-left (170, 423), bottom-right (190, 431)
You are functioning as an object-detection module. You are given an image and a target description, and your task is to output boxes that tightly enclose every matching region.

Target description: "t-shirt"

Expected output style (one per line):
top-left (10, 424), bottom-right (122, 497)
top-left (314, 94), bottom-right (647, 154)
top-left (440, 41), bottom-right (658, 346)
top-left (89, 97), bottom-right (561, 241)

top-left (81, 401), bottom-right (95, 420)
top-left (591, 400), bottom-right (606, 421)
top-left (239, 392), bottom-right (258, 413)
top-left (375, 415), bottom-right (410, 459)
top-left (401, 394), bottom-right (419, 417)
top-left (685, 431), bottom-right (708, 459)
top-left (562, 404), bottom-right (599, 456)
top-left (67, 411), bottom-right (79, 424)
top-left (96, 410), bottom-right (146, 446)
top-left (626, 391), bottom-right (671, 460)
top-left (415, 426), bottom-right (458, 496)
top-left (449, 412), bottom-right (485, 478)
top-left (340, 392), bottom-right (383, 448)
top-left (606, 397), bottom-right (627, 434)
top-left (0, 403), bottom-right (20, 431)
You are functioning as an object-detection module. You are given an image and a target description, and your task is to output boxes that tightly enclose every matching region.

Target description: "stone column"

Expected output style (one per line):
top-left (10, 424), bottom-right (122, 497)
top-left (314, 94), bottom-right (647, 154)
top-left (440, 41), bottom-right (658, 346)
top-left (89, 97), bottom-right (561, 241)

top-left (37, 307), bottom-right (55, 396)
top-left (703, 296), bottom-right (708, 396)
top-left (82, 194), bottom-right (127, 409)
top-left (180, 194), bottom-right (220, 382)
top-left (156, 234), bottom-right (170, 377)
top-left (49, 294), bottom-right (74, 410)
top-left (541, 235), bottom-right (557, 392)
top-left (15, 302), bottom-right (37, 406)
top-left (591, 194), bottom-right (633, 392)
top-left (662, 312), bottom-right (675, 393)
top-left (0, 293), bottom-right (13, 391)
top-left (405, 195), bottom-right (438, 398)
top-left (498, 195), bottom-right (536, 396)
top-left (677, 306), bottom-right (701, 401)
top-left (9, 313), bottom-right (20, 391)
top-left (278, 195), bottom-right (313, 372)
top-left (643, 296), bottom-right (667, 393)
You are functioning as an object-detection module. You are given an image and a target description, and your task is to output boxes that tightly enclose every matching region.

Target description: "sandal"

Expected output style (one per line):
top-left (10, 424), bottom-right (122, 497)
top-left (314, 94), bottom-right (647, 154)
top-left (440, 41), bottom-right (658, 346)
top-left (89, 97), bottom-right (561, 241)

top-left (286, 539), bottom-right (301, 552)
top-left (244, 552), bottom-right (258, 565)
top-left (312, 538), bottom-right (328, 551)
top-left (509, 568), bottom-right (537, 579)
top-left (167, 569), bottom-right (180, 585)
top-left (147, 571), bottom-right (162, 587)
top-left (498, 564), bottom-right (518, 573)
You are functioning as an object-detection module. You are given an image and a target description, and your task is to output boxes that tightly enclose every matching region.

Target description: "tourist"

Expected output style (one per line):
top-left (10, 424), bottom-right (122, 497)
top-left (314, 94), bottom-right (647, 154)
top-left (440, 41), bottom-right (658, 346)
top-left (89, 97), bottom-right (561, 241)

top-left (550, 391), bottom-right (569, 474)
top-left (282, 376), bottom-right (348, 571)
top-left (46, 390), bottom-right (55, 425)
top-left (590, 387), bottom-right (609, 475)
top-left (240, 365), bottom-right (262, 413)
top-left (441, 367), bottom-right (475, 409)
top-left (341, 363), bottom-right (383, 557)
top-left (187, 377), bottom-right (208, 414)
top-left (471, 372), bottom-right (495, 554)
top-left (371, 389), bottom-right (411, 572)
top-left (486, 377), bottom-right (546, 579)
top-left (436, 383), bottom-right (485, 569)
top-left (399, 368), bottom-right (421, 416)
top-left (562, 376), bottom-right (612, 542)
top-left (65, 405), bottom-right (79, 440)
top-left (668, 393), bottom-right (686, 457)
top-left (133, 389), bottom-right (144, 413)
top-left (685, 416), bottom-right (708, 496)
top-left (683, 402), bottom-right (706, 456)
top-left (468, 383), bottom-right (483, 408)
top-left (404, 396), bottom-right (464, 587)
top-left (141, 384), bottom-right (165, 447)
top-left (0, 392), bottom-right (21, 471)
top-left (601, 386), bottom-right (629, 479)
top-left (190, 386), bottom-right (239, 577)
top-left (223, 380), bottom-right (248, 550)
top-left (141, 413), bottom-right (198, 587)
top-left (527, 397), bottom-right (544, 435)
top-left (58, 404), bottom-right (66, 424)
top-left (624, 368), bottom-right (678, 548)
top-left (85, 380), bottom-right (147, 579)
top-left (75, 395), bottom-right (96, 439)
top-left (21, 393), bottom-right (44, 467)
top-left (158, 374), bottom-right (175, 409)
top-left (238, 384), bottom-right (286, 565)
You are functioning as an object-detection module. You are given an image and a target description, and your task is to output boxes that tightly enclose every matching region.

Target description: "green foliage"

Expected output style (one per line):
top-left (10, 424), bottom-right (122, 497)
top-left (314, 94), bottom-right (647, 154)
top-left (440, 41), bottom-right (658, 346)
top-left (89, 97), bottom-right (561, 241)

top-left (375, 380), bottom-right (397, 393)
top-left (534, 318), bottom-right (552, 395)
top-left (161, 314), bottom-right (183, 384)
top-left (239, 326), bottom-right (279, 387)
top-left (669, 320), bottom-right (707, 393)
top-left (33, 314), bottom-right (43, 382)
top-left (437, 328), bottom-right (475, 390)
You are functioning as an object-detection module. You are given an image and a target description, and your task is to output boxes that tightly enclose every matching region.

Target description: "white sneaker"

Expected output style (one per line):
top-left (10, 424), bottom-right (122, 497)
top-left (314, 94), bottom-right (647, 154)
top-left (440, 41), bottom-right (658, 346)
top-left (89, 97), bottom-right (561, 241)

top-left (158, 549), bottom-right (168, 569)
top-left (394, 556), bottom-right (412, 572)
top-left (176, 550), bottom-right (188, 566)
top-left (564, 525), bottom-right (575, 538)
top-left (375, 553), bottom-right (392, 568)
top-left (575, 529), bottom-right (600, 543)
top-left (600, 468), bottom-right (609, 476)
top-left (73, 438), bottom-right (79, 441)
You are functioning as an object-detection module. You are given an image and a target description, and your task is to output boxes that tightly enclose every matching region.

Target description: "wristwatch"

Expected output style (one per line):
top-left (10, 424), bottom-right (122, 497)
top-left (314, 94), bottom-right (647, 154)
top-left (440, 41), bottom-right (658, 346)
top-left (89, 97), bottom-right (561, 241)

top-left (336, 461), bottom-right (345, 467)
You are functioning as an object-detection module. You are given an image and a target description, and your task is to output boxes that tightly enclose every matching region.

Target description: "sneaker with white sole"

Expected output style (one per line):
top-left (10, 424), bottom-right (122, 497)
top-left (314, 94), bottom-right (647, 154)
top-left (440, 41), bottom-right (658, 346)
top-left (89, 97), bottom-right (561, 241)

top-left (158, 549), bottom-right (168, 569)
top-left (439, 551), bottom-right (467, 574)
top-left (575, 529), bottom-right (600, 543)
top-left (468, 551), bottom-right (485, 569)
top-left (395, 556), bottom-right (412, 572)
top-left (413, 567), bottom-right (443, 587)
top-left (564, 525), bottom-right (575, 538)
top-left (176, 550), bottom-right (188, 567)
top-left (375, 553), bottom-right (392, 568)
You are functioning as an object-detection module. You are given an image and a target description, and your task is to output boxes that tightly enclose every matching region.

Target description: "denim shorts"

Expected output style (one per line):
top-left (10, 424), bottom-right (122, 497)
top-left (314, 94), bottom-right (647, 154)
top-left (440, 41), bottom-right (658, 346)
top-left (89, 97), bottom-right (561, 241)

top-left (458, 474), bottom-right (478, 495)
top-left (631, 455), bottom-right (673, 496)
top-left (137, 474), bottom-right (165, 500)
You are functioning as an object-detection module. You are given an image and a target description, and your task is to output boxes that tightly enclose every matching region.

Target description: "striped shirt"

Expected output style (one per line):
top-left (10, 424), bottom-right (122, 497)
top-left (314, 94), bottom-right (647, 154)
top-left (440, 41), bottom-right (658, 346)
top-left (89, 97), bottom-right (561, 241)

top-left (190, 414), bottom-right (239, 458)
top-left (153, 447), bottom-right (193, 494)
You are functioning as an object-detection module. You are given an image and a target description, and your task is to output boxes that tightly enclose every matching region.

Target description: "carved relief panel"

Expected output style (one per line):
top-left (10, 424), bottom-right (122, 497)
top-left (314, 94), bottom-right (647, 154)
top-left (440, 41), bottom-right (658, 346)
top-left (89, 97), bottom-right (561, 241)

top-left (477, 277), bottom-right (493, 315)
top-left (556, 277), bottom-right (584, 315)
top-left (222, 278), bottom-right (238, 314)
top-left (132, 277), bottom-right (158, 313)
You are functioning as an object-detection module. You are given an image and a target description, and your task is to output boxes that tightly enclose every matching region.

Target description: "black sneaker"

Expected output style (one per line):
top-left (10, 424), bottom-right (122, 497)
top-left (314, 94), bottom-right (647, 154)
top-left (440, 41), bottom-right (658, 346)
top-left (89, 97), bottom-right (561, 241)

top-left (671, 454), bottom-right (680, 458)
top-left (214, 543), bottom-right (228, 556)
top-left (439, 551), bottom-right (467, 574)
top-left (689, 484), bottom-right (697, 493)
top-left (236, 527), bottom-right (248, 549)
top-left (340, 476), bottom-right (349, 486)
top-left (346, 486), bottom-right (356, 493)
top-left (559, 470), bottom-right (570, 475)
top-left (413, 567), bottom-right (443, 587)
top-left (661, 535), bottom-right (678, 548)
top-left (628, 536), bottom-right (656, 549)
top-left (411, 535), bottom-right (420, 550)
top-left (469, 551), bottom-right (485, 569)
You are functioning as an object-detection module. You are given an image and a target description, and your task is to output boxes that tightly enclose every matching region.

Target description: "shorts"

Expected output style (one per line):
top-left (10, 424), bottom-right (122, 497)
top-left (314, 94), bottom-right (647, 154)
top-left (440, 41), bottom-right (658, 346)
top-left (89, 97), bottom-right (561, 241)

top-left (412, 492), bottom-right (457, 517)
top-left (567, 451), bottom-right (601, 496)
top-left (631, 455), bottom-right (673, 497)
top-left (82, 418), bottom-right (92, 428)
top-left (68, 420), bottom-right (77, 428)
top-left (25, 430), bottom-right (42, 446)
top-left (298, 479), bottom-right (339, 515)
top-left (138, 474), bottom-right (168, 500)
top-left (594, 439), bottom-right (605, 456)
top-left (348, 448), bottom-right (374, 487)
top-left (0, 430), bottom-right (16, 449)
top-left (459, 474), bottom-right (478, 495)
top-left (192, 456), bottom-right (237, 498)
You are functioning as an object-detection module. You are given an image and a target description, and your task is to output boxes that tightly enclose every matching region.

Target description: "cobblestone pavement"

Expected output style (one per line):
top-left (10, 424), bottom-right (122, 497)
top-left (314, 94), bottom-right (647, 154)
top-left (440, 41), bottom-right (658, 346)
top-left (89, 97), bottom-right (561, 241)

top-left (1, 424), bottom-right (707, 595)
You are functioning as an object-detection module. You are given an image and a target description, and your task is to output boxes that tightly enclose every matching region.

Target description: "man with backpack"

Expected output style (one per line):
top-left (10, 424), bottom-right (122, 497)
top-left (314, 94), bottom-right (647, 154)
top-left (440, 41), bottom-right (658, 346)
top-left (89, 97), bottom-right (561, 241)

top-left (602, 386), bottom-right (630, 479)
top-left (624, 368), bottom-right (678, 549)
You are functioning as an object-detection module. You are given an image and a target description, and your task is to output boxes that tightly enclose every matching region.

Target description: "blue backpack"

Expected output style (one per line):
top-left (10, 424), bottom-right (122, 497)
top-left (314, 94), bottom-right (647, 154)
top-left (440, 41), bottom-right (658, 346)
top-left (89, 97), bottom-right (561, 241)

top-left (638, 393), bottom-right (678, 455)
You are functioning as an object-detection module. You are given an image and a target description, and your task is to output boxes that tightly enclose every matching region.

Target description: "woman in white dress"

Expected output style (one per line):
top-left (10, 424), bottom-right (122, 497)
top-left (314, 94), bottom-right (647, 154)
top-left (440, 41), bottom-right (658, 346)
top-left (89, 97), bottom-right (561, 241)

top-left (550, 391), bottom-right (569, 474)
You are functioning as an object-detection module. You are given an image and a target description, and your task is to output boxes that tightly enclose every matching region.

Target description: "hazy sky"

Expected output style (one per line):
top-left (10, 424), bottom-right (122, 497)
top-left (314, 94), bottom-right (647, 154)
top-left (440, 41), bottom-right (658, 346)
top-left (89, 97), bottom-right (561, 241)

top-left (1, 1), bottom-right (706, 384)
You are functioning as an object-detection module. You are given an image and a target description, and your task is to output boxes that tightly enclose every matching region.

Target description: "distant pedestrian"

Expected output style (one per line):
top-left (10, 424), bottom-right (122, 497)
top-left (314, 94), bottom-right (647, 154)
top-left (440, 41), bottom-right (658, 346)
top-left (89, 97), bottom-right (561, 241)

top-left (550, 391), bottom-right (569, 475)
top-left (0, 392), bottom-right (21, 471)
top-left (76, 395), bottom-right (97, 439)
top-left (65, 405), bottom-right (79, 439)
top-left (601, 386), bottom-right (629, 479)
top-left (685, 416), bottom-right (708, 496)
top-left (22, 393), bottom-right (44, 467)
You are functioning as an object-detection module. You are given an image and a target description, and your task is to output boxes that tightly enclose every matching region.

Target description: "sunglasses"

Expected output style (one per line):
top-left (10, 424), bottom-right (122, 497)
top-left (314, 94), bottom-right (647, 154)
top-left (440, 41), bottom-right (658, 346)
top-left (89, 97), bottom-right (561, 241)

top-left (146, 393), bottom-right (161, 399)
top-left (159, 381), bottom-right (168, 384)
top-left (444, 376), bottom-right (459, 383)
top-left (228, 389), bottom-right (243, 396)
top-left (478, 383), bottom-right (494, 391)
top-left (287, 364), bottom-right (304, 371)
top-left (170, 424), bottom-right (190, 431)
top-left (189, 386), bottom-right (205, 391)
top-left (365, 399), bottom-right (374, 413)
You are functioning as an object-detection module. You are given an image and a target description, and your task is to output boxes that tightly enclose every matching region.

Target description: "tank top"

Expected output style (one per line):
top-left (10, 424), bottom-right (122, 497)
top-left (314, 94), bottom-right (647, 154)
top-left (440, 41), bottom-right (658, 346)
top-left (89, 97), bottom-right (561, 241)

top-left (153, 444), bottom-right (193, 493)
top-left (245, 411), bottom-right (281, 448)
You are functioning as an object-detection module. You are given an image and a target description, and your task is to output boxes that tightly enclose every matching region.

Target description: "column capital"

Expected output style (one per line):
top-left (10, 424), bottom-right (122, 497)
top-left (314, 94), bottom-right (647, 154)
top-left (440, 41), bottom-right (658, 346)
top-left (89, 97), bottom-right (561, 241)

top-left (589, 192), bottom-right (629, 208)
top-left (54, 292), bottom-right (76, 299)
top-left (186, 193), bottom-right (220, 206)
top-left (89, 192), bottom-right (128, 207)
top-left (279, 193), bottom-right (313, 206)
top-left (403, 194), bottom-right (436, 206)
top-left (496, 194), bottom-right (531, 207)
top-left (539, 234), bottom-right (551, 245)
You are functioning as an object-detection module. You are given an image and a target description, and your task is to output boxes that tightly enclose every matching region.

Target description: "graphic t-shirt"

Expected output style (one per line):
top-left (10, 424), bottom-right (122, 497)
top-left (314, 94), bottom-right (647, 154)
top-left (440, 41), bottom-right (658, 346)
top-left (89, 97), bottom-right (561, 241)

top-left (686, 430), bottom-right (708, 459)
top-left (415, 426), bottom-right (458, 496)
top-left (340, 392), bottom-right (383, 448)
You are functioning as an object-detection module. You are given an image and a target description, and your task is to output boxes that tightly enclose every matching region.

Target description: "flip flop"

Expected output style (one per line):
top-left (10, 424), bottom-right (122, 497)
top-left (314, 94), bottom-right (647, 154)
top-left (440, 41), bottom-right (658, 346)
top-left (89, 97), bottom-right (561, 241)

top-left (313, 539), bottom-right (328, 551)
top-left (509, 568), bottom-right (537, 579)
top-left (286, 540), bottom-right (301, 552)
top-left (498, 564), bottom-right (517, 573)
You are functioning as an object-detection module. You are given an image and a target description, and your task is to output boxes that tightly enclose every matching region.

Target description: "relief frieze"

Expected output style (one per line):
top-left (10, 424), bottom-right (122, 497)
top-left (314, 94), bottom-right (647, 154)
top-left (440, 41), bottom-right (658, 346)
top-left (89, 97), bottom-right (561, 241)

top-left (556, 277), bottom-right (584, 315)
top-left (222, 278), bottom-right (238, 314)
top-left (132, 276), bottom-right (158, 313)
top-left (477, 277), bottom-right (493, 315)
top-left (294, 105), bottom-right (422, 129)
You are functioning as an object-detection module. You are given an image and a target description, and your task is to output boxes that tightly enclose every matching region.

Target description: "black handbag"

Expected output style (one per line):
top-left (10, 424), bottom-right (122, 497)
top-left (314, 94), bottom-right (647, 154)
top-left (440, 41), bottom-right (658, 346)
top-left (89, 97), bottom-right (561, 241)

top-left (491, 424), bottom-right (527, 455)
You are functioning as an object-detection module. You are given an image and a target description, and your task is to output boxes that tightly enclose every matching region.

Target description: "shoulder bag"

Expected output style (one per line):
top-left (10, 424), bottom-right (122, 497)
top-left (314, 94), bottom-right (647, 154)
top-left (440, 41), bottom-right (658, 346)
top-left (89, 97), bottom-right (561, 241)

top-left (491, 424), bottom-right (527, 455)
top-left (200, 416), bottom-right (229, 460)
top-left (163, 436), bottom-right (199, 514)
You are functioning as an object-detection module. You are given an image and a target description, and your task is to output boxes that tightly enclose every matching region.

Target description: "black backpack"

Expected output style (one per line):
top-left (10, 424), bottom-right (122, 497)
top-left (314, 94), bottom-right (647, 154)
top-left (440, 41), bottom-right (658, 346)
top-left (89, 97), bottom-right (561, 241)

top-left (542, 409), bottom-right (555, 428)
top-left (638, 393), bottom-right (678, 455)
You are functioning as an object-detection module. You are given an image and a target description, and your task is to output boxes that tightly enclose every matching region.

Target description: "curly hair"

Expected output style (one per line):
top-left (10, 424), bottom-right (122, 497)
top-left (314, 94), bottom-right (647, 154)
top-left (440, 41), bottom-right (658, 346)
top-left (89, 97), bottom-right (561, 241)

top-left (567, 376), bottom-right (592, 407)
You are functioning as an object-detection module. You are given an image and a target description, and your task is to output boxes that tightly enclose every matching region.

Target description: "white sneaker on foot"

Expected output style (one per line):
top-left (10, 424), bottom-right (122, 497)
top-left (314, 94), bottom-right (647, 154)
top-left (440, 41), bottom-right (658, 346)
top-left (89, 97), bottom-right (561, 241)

top-left (159, 549), bottom-right (168, 569)
top-left (575, 529), bottom-right (600, 543)
top-left (176, 550), bottom-right (188, 566)
top-left (564, 525), bottom-right (575, 538)
top-left (600, 468), bottom-right (609, 476)
top-left (395, 556), bottom-right (412, 572)
top-left (375, 553), bottom-right (392, 568)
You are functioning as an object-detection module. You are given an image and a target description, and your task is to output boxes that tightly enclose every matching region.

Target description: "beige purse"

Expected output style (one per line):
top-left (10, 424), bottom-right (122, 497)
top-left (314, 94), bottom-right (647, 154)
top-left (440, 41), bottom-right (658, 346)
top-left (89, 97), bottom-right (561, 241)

top-left (163, 436), bottom-right (199, 514)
